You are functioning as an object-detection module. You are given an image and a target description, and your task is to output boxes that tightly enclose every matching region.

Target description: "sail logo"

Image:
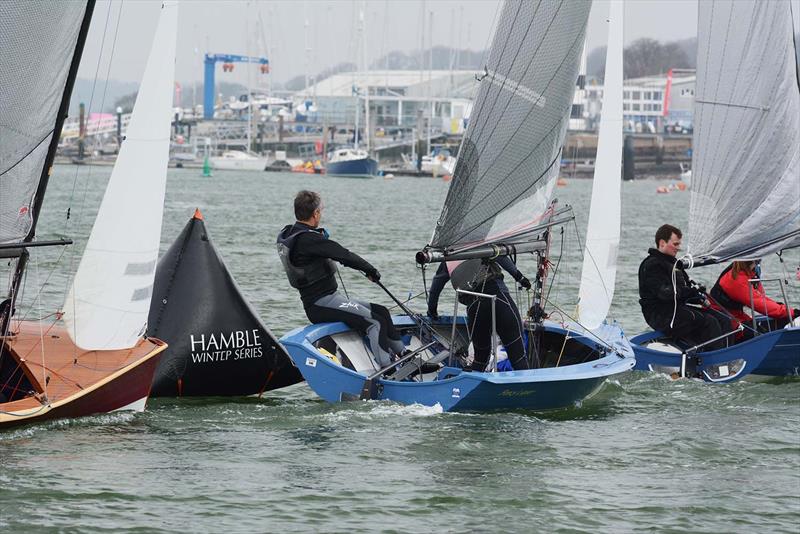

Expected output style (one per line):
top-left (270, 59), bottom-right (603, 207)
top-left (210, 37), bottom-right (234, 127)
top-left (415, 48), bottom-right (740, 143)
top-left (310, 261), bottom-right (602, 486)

top-left (189, 329), bottom-right (263, 364)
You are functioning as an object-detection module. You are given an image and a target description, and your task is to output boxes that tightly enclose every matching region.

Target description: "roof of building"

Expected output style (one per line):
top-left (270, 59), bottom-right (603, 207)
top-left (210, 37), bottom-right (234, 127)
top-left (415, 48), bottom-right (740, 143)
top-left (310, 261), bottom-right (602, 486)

top-left (295, 69), bottom-right (481, 100)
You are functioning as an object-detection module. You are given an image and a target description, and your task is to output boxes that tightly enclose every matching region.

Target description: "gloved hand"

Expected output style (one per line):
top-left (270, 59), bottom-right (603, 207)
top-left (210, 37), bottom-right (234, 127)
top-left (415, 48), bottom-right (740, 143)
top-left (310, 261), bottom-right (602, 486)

top-left (366, 269), bottom-right (381, 283)
top-left (518, 276), bottom-right (532, 290)
top-left (427, 308), bottom-right (440, 321)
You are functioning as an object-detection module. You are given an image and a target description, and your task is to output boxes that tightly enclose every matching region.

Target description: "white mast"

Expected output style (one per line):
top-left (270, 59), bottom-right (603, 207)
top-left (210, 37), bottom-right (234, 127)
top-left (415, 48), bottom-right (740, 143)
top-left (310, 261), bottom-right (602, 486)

top-left (361, 5), bottom-right (370, 154)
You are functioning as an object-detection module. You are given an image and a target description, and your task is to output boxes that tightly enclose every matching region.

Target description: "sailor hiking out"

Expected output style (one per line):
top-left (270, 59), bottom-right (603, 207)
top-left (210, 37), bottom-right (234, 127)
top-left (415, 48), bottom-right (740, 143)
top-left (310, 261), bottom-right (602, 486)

top-left (427, 257), bottom-right (532, 372)
top-left (277, 190), bottom-right (404, 367)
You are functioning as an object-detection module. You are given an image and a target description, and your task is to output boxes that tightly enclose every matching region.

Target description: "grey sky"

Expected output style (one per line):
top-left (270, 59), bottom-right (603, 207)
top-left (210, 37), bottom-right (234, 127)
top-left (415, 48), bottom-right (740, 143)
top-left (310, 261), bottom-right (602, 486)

top-left (78, 0), bottom-right (799, 88)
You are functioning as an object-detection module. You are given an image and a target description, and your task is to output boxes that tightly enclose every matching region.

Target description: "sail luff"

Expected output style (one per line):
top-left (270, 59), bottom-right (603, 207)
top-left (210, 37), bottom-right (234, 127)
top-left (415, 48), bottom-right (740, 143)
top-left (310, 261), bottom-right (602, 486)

top-left (577, 0), bottom-right (623, 330)
top-left (64, 1), bottom-right (178, 351)
top-left (688, 0), bottom-right (800, 263)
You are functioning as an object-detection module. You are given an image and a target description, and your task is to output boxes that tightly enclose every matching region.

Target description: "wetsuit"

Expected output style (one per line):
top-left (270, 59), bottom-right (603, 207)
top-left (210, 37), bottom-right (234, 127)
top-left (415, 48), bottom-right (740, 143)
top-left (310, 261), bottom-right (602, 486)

top-left (277, 222), bottom-right (403, 367)
top-left (427, 257), bottom-right (530, 371)
top-left (638, 248), bottom-right (731, 351)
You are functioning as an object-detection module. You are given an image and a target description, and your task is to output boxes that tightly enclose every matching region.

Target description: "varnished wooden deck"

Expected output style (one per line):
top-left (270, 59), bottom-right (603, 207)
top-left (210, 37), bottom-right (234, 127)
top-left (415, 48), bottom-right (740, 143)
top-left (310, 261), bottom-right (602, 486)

top-left (0, 320), bottom-right (165, 422)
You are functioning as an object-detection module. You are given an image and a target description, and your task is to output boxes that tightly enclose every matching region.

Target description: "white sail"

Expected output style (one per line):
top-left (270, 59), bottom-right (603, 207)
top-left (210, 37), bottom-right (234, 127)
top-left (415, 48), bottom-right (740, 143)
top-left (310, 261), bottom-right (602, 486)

top-left (688, 0), bottom-right (800, 263)
top-left (64, 1), bottom-right (178, 350)
top-left (577, 0), bottom-right (623, 330)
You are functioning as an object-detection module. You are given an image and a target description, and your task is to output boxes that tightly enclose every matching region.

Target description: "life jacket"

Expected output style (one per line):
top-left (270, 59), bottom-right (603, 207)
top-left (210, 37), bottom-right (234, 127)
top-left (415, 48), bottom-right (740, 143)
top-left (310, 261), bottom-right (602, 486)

top-left (709, 264), bottom-right (744, 312)
top-left (276, 225), bottom-right (337, 290)
top-left (449, 259), bottom-right (503, 304)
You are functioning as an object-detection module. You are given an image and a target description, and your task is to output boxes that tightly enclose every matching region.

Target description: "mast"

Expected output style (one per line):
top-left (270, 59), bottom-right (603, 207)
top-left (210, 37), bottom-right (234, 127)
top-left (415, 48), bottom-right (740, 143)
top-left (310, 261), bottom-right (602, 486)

top-left (2, 0), bottom-right (95, 334)
top-left (361, 5), bottom-right (371, 154)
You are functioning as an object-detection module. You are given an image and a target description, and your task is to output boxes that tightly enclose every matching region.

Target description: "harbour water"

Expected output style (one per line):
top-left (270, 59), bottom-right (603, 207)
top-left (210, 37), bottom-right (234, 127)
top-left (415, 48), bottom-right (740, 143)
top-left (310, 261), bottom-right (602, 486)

top-left (1, 167), bottom-right (798, 532)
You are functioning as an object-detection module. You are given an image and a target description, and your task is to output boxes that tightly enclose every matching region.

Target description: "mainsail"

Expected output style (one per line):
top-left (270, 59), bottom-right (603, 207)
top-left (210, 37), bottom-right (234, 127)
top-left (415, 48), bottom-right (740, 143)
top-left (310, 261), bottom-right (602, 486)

top-left (64, 1), bottom-right (178, 350)
top-left (688, 0), bottom-right (800, 264)
top-left (578, 0), bottom-right (623, 330)
top-left (429, 0), bottom-right (591, 251)
top-left (0, 1), bottom-right (88, 244)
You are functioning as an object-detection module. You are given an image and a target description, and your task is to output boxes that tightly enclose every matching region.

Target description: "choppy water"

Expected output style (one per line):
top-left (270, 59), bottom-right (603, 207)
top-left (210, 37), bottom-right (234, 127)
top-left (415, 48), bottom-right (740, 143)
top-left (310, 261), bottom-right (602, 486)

top-left (1, 167), bottom-right (798, 532)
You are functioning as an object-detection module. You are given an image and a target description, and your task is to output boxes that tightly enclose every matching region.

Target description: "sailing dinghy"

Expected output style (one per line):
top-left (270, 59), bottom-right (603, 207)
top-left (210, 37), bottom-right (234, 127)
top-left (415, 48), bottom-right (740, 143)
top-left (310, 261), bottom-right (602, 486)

top-left (0, 0), bottom-right (177, 426)
top-left (631, 0), bottom-right (800, 382)
top-left (280, 0), bottom-right (634, 412)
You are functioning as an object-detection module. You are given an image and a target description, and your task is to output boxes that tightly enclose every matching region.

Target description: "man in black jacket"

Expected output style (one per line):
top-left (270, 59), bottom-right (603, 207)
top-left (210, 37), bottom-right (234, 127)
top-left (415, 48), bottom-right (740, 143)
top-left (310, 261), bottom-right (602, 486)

top-left (277, 191), bottom-right (404, 367)
top-left (638, 224), bottom-right (729, 351)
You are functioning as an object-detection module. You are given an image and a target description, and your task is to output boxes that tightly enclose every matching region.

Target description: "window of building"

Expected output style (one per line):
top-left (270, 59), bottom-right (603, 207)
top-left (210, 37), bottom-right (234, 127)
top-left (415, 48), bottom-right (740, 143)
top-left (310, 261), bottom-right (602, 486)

top-left (645, 91), bottom-right (652, 100)
top-left (654, 103), bottom-right (661, 111)
top-left (632, 103), bottom-right (640, 111)
top-left (623, 91), bottom-right (630, 99)
top-left (632, 91), bottom-right (641, 99)
top-left (623, 103), bottom-right (630, 111)
top-left (653, 91), bottom-right (662, 100)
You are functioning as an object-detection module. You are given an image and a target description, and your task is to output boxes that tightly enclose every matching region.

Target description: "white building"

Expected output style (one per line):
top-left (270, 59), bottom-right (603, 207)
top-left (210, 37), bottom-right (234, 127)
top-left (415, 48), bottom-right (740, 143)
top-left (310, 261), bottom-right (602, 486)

top-left (585, 70), bottom-right (696, 133)
top-left (295, 70), bottom-right (478, 134)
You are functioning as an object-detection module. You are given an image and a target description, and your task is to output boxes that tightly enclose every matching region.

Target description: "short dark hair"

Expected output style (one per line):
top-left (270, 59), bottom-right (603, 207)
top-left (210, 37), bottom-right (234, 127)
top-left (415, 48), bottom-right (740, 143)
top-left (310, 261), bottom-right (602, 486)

top-left (655, 224), bottom-right (682, 246)
top-left (294, 190), bottom-right (321, 220)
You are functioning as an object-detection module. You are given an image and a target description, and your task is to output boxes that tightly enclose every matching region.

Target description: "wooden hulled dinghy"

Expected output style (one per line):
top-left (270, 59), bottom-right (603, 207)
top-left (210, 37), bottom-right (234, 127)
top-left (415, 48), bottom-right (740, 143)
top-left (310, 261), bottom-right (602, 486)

top-left (0, 324), bottom-right (165, 427)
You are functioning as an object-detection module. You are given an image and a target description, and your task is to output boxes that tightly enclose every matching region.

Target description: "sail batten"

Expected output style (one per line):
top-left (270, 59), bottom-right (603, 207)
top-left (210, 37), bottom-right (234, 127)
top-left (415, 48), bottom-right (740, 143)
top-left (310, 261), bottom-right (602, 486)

top-left (429, 0), bottom-right (591, 251)
top-left (688, 0), bottom-right (800, 262)
top-left (64, 1), bottom-right (178, 351)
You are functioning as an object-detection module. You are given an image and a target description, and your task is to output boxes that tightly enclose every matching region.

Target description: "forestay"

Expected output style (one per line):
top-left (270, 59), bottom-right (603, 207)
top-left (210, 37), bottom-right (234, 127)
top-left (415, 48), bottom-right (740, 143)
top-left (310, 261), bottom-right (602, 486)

top-left (688, 0), bottom-right (800, 263)
top-left (64, 1), bottom-right (178, 350)
top-left (429, 0), bottom-right (591, 252)
top-left (0, 1), bottom-right (87, 243)
top-left (578, 0), bottom-right (623, 330)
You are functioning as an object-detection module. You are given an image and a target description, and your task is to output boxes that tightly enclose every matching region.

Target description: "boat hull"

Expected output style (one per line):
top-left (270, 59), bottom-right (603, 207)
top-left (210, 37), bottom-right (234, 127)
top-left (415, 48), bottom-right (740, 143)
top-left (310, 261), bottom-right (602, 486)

top-left (0, 323), bottom-right (166, 428)
top-left (280, 319), bottom-right (634, 412)
top-left (630, 327), bottom-right (800, 382)
top-left (210, 159), bottom-right (267, 171)
top-left (325, 157), bottom-right (378, 178)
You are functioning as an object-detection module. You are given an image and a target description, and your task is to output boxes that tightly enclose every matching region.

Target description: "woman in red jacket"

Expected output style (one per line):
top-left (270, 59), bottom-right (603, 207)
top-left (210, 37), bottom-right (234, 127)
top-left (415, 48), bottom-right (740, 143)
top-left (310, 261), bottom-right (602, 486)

top-left (710, 260), bottom-right (799, 335)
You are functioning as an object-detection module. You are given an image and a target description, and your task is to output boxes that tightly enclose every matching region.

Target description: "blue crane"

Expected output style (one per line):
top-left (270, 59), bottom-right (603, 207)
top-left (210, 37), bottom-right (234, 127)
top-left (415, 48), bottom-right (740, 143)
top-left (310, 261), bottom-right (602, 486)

top-left (204, 53), bottom-right (269, 120)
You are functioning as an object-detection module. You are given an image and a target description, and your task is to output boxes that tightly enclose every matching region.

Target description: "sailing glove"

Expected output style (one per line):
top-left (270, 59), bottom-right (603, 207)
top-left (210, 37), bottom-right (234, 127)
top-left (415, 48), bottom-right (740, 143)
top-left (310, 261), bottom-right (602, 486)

top-left (366, 269), bottom-right (381, 283)
top-left (518, 276), bottom-right (532, 290)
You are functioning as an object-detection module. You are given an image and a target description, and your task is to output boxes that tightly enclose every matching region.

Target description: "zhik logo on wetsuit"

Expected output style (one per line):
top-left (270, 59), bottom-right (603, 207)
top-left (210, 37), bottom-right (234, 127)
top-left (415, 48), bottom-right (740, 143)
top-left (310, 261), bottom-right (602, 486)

top-left (339, 301), bottom-right (360, 310)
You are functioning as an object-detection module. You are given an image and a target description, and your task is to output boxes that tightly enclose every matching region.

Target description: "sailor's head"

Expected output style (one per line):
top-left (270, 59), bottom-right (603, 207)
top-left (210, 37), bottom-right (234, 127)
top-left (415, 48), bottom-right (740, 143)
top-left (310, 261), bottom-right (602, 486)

top-left (655, 224), bottom-right (682, 257)
top-left (295, 190), bottom-right (323, 227)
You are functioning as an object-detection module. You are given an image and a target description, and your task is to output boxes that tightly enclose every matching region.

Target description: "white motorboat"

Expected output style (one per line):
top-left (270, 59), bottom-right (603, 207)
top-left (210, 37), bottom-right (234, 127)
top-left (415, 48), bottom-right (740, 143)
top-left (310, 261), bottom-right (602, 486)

top-left (210, 150), bottom-right (268, 171)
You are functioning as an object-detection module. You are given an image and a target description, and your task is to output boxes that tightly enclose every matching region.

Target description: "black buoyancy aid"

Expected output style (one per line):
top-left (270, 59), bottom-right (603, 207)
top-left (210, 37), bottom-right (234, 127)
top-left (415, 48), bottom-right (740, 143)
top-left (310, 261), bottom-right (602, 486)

top-left (449, 259), bottom-right (503, 304)
top-left (709, 264), bottom-right (743, 312)
top-left (276, 225), bottom-right (337, 290)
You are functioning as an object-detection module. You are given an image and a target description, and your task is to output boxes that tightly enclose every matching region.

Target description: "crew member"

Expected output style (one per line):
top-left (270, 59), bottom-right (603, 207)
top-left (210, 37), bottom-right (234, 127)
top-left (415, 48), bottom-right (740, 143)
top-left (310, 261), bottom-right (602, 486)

top-left (710, 260), bottom-right (799, 334)
top-left (426, 256), bottom-right (532, 372)
top-left (277, 190), bottom-right (404, 367)
top-left (638, 224), bottom-right (731, 351)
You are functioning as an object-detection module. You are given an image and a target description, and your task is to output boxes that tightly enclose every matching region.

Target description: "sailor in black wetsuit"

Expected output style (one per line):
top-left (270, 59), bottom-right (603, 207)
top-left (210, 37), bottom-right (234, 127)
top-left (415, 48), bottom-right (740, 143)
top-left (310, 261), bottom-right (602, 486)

top-left (277, 190), bottom-right (404, 367)
top-left (638, 224), bottom-right (731, 351)
top-left (426, 257), bottom-right (531, 372)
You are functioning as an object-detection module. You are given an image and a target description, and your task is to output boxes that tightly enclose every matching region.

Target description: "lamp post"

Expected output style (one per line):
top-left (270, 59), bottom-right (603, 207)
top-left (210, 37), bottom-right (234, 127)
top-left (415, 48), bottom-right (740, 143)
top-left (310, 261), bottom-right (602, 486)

top-left (116, 106), bottom-right (123, 148)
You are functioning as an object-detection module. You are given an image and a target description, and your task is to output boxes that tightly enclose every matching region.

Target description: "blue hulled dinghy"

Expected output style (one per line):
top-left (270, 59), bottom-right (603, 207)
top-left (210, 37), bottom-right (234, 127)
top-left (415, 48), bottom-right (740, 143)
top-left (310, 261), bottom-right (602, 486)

top-left (631, 0), bottom-right (800, 382)
top-left (280, 0), bottom-right (634, 412)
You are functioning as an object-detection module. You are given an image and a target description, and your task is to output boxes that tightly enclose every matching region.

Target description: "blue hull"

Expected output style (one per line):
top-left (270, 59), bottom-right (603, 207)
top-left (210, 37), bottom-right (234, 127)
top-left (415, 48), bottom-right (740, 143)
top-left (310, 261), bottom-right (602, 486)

top-left (326, 157), bottom-right (378, 178)
top-left (630, 327), bottom-right (800, 382)
top-left (280, 319), bottom-right (635, 412)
